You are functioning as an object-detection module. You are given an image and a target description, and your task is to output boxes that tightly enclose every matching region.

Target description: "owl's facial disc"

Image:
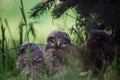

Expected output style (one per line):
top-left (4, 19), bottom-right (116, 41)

top-left (48, 36), bottom-right (70, 48)
top-left (55, 38), bottom-right (70, 48)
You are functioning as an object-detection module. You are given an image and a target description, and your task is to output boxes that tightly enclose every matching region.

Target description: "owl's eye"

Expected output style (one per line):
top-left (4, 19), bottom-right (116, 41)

top-left (61, 38), bottom-right (68, 44)
top-left (50, 37), bottom-right (57, 43)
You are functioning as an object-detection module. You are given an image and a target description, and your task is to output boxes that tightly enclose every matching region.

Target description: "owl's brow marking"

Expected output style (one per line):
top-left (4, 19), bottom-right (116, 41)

top-left (0, 43), bottom-right (45, 55)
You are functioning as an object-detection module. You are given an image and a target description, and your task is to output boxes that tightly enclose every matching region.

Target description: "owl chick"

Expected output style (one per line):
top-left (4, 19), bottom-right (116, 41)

top-left (16, 42), bottom-right (44, 80)
top-left (43, 30), bottom-right (81, 76)
top-left (81, 30), bottom-right (111, 74)
top-left (104, 37), bottom-right (120, 80)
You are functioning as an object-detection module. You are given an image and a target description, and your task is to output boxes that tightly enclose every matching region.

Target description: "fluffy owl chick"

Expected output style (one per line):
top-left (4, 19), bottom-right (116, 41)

top-left (81, 30), bottom-right (111, 73)
top-left (44, 30), bottom-right (81, 76)
top-left (16, 42), bottom-right (44, 79)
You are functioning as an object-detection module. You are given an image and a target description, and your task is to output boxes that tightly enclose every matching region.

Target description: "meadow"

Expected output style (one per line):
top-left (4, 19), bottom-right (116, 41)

top-left (0, 0), bottom-right (119, 80)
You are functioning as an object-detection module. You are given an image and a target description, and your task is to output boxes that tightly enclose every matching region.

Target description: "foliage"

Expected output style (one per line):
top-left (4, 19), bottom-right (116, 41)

top-left (0, 0), bottom-right (37, 79)
top-left (29, 0), bottom-right (55, 18)
top-left (30, 0), bottom-right (120, 44)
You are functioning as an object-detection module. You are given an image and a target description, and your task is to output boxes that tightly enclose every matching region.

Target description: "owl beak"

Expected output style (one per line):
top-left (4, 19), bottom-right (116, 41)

top-left (57, 41), bottom-right (60, 48)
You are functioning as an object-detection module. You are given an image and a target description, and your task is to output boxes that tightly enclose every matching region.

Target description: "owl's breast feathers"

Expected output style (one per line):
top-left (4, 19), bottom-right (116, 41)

top-left (44, 47), bottom-right (66, 64)
top-left (17, 50), bottom-right (44, 72)
top-left (44, 45), bottom-right (69, 75)
top-left (31, 50), bottom-right (44, 70)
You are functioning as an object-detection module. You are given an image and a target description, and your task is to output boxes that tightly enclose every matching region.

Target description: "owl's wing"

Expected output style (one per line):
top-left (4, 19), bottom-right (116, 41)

top-left (65, 44), bottom-right (81, 57)
top-left (65, 44), bottom-right (90, 71)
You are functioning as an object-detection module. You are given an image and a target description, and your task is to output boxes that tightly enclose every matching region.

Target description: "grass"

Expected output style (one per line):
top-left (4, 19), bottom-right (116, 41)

top-left (0, 21), bottom-right (119, 80)
top-left (0, 0), bottom-right (120, 80)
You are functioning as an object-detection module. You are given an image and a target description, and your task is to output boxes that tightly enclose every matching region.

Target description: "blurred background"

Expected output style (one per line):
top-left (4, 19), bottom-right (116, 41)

top-left (0, 0), bottom-right (76, 44)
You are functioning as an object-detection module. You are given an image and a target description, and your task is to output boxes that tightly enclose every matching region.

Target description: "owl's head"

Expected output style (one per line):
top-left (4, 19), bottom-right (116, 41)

top-left (46, 30), bottom-right (71, 49)
top-left (86, 30), bottom-right (110, 47)
top-left (18, 42), bottom-right (42, 55)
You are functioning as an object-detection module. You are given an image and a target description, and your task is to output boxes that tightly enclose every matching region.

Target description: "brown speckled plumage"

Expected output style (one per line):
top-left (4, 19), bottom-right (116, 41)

top-left (81, 30), bottom-right (111, 73)
top-left (16, 42), bottom-right (44, 79)
top-left (44, 30), bottom-right (81, 76)
top-left (81, 30), bottom-right (120, 79)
